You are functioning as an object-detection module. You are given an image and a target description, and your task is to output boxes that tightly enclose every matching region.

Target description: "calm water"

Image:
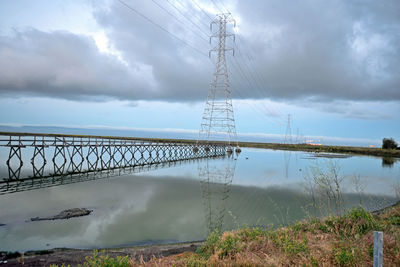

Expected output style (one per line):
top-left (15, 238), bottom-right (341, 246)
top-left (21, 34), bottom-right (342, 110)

top-left (0, 148), bottom-right (399, 252)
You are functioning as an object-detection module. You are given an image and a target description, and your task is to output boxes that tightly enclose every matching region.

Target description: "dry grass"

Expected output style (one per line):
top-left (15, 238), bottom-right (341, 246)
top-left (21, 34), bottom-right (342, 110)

top-left (130, 204), bottom-right (400, 266)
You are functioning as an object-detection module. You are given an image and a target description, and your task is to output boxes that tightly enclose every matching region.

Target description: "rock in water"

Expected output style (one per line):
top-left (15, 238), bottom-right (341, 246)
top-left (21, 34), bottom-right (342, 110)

top-left (31, 208), bottom-right (92, 221)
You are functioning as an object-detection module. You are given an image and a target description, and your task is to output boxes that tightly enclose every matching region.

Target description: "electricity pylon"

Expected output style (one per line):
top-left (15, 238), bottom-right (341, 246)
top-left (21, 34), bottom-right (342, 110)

top-left (284, 114), bottom-right (292, 144)
top-left (198, 13), bottom-right (238, 152)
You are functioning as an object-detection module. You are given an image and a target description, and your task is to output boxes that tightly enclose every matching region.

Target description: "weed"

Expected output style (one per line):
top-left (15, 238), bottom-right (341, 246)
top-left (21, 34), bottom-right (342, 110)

top-left (237, 225), bottom-right (264, 241)
top-left (332, 243), bottom-right (358, 266)
top-left (346, 207), bottom-right (382, 235)
top-left (183, 254), bottom-right (207, 267)
top-left (291, 220), bottom-right (309, 232)
top-left (270, 230), bottom-right (309, 255)
top-left (217, 233), bottom-right (243, 258)
top-left (310, 256), bottom-right (319, 267)
top-left (79, 250), bottom-right (131, 267)
top-left (196, 230), bottom-right (221, 259)
top-left (387, 215), bottom-right (400, 225)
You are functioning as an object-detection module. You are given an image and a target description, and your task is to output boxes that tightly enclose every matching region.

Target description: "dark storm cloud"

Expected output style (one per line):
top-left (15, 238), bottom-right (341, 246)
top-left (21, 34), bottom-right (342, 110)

top-left (0, 0), bottom-right (399, 102)
top-left (234, 0), bottom-right (400, 101)
top-left (93, 0), bottom-right (213, 100)
top-left (0, 29), bottom-right (156, 100)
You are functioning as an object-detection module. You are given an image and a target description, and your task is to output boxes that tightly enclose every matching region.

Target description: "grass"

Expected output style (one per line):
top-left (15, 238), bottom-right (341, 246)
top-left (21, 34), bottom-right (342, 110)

top-left (49, 203), bottom-right (400, 266)
top-left (237, 141), bottom-right (400, 158)
top-left (79, 250), bottom-right (132, 267)
top-left (49, 250), bottom-right (133, 267)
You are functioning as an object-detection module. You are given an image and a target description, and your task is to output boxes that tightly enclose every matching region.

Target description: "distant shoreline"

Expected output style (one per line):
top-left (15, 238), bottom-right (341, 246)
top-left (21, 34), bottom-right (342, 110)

top-left (237, 141), bottom-right (400, 158)
top-left (1, 131), bottom-right (399, 158)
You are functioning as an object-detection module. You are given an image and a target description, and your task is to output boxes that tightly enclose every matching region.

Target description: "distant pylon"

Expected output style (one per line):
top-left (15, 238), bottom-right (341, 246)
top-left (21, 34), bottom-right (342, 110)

top-left (284, 114), bottom-right (292, 144)
top-left (198, 13), bottom-right (238, 149)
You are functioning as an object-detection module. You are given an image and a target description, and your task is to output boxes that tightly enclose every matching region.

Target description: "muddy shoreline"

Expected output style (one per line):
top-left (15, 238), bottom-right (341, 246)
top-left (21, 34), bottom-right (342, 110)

top-left (0, 241), bottom-right (203, 266)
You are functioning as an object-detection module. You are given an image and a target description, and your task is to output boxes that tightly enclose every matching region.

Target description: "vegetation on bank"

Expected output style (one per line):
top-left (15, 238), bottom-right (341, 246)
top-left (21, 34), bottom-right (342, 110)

top-left (140, 204), bottom-right (400, 266)
top-left (50, 203), bottom-right (400, 266)
top-left (382, 137), bottom-right (398, 150)
top-left (237, 141), bottom-right (400, 158)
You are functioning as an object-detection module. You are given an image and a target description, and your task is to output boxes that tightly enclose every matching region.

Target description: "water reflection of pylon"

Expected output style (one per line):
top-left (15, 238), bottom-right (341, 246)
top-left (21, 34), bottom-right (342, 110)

top-left (199, 156), bottom-right (236, 233)
top-left (284, 151), bottom-right (291, 179)
top-left (283, 114), bottom-right (292, 179)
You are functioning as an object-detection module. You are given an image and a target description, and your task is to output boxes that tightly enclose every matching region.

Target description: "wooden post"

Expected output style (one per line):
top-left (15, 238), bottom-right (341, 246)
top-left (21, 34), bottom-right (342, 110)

top-left (373, 231), bottom-right (383, 267)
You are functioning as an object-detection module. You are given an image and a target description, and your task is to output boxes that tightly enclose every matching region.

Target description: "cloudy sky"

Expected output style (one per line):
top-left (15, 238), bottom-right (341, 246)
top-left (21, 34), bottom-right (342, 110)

top-left (0, 0), bottom-right (399, 146)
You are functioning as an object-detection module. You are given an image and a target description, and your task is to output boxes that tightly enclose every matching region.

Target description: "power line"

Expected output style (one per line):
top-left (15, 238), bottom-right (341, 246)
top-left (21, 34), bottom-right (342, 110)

top-left (190, 0), bottom-right (213, 20)
top-left (231, 41), bottom-right (285, 124)
top-left (166, 0), bottom-right (211, 38)
top-left (174, 1), bottom-right (210, 29)
top-left (117, 0), bottom-right (207, 57)
top-left (149, 0), bottom-right (209, 43)
top-left (228, 63), bottom-right (284, 125)
top-left (216, 0), bottom-right (233, 14)
top-left (210, 0), bottom-right (227, 14)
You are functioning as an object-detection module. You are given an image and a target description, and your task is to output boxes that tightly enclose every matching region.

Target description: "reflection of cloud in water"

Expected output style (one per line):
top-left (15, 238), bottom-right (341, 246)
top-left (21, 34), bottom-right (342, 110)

top-left (261, 168), bottom-right (280, 178)
top-left (0, 169), bottom-right (398, 251)
top-left (0, 175), bottom-right (206, 251)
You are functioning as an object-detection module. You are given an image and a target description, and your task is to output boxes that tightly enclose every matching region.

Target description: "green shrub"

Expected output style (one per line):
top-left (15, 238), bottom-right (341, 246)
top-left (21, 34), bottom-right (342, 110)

top-left (291, 221), bottom-right (309, 232)
top-left (237, 226), bottom-right (264, 241)
top-left (310, 256), bottom-right (319, 267)
top-left (322, 207), bottom-right (382, 238)
top-left (346, 207), bottom-right (382, 235)
top-left (80, 251), bottom-right (131, 267)
top-left (387, 215), bottom-right (400, 226)
top-left (183, 254), bottom-right (208, 267)
top-left (217, 233), bottom-right (243, 258)
top-left (196, 230), bottom-right (221, 258)
top-left (270, 230), bottom-right (309, 255)
top-left (332, 244), bottom-right (358, 266)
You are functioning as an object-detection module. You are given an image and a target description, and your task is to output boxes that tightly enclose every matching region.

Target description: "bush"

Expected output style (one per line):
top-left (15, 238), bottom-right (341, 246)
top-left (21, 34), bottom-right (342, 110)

top-left (332, 243), bottom-right (358, 266)
top-left (81, 251), bottom-right (131, 267)
top-left (197, 230), bottom-right (222, 258)
top-left (346, 207), bottom-right (382, 235)
top-left (382, 138), bottom-right (398, 149)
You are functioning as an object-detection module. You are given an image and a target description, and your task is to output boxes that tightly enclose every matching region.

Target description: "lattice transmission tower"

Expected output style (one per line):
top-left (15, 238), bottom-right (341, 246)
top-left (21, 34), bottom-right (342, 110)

top-left (284, 114), bottom-right (292, 144)
top-left (198, 13), bottom-right (239, 152)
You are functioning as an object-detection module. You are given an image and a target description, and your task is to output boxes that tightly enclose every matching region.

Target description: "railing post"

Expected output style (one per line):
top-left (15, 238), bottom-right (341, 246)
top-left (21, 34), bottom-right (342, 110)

top-left (373, 231), bottom-right (383, 267)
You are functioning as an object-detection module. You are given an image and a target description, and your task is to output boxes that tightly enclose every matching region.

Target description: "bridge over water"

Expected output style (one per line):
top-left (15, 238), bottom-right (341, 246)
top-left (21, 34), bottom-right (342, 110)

top-left (0, 132), bottom-right (227, 183)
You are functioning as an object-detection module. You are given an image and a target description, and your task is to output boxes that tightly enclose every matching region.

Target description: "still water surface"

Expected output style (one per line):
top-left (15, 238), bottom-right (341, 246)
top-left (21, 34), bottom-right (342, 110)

top-left (0, 148), bottom-right (399, 251)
